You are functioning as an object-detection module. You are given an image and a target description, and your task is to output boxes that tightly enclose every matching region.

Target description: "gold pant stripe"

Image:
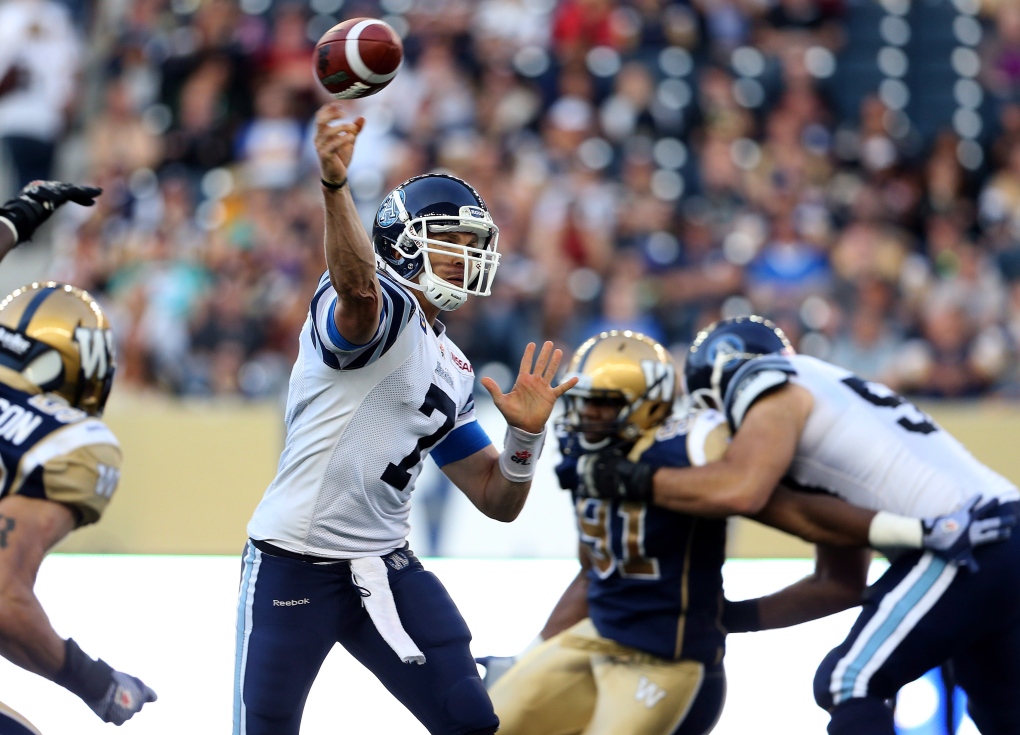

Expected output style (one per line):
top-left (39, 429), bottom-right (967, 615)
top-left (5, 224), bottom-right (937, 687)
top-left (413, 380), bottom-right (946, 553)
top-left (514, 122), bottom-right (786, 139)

top-left (0, 700), bottom-right (43, 735)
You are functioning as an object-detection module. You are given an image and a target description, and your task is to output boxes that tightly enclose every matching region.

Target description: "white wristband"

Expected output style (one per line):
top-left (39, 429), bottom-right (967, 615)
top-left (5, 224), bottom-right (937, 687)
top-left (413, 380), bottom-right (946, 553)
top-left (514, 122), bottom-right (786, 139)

top-left (868, 511), bottom-right (923, 549)
top-left (498, 425), bottom-right (546, 483)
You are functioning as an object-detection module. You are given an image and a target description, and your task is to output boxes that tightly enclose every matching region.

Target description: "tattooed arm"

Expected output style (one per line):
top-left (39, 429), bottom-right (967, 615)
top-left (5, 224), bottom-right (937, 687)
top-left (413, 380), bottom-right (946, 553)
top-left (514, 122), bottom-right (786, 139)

top-left (0, 495), bottom-right (75, 677)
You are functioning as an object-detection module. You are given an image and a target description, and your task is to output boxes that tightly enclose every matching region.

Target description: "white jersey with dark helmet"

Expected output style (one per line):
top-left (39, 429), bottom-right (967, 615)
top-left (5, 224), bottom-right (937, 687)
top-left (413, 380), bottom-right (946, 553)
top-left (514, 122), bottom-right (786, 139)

top-left (724, 353), bottom-right (1018, 517)
top-left (247, 270), bottom-right (490, 558)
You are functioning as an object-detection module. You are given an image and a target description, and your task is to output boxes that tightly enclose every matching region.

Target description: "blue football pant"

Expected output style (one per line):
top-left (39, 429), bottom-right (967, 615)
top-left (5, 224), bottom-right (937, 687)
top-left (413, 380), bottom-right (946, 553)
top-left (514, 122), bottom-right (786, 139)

top-left (815, 526), bottom-right (1020, 735)
top-left (234, 542), bottom-right (497, 735)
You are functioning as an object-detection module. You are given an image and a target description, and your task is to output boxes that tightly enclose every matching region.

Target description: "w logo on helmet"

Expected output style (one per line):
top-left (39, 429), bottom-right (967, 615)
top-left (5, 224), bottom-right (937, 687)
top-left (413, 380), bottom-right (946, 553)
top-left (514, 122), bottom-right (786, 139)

top-left (641, 360), bottom-right (675, 402)
top-left (75, 327), bottom-right (113, 379)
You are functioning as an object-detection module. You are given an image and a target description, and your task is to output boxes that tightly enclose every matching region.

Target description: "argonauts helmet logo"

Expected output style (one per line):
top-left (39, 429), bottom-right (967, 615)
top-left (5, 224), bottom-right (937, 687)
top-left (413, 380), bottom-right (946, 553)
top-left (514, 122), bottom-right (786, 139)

top-left (706, 334), bottom-right (745, 369)
top-left (377, 189), bottom-right (406, 228)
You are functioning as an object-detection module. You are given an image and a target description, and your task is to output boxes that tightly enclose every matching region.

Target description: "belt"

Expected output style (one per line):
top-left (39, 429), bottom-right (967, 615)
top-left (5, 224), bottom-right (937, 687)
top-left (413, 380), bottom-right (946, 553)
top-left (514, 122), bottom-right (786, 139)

top-left (250, 538), bottom-right (346, 564)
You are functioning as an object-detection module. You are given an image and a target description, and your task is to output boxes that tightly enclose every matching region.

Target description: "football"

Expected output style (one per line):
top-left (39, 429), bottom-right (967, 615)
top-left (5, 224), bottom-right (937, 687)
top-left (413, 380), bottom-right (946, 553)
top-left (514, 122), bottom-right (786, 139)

top-left (313, 18), bottom-right (403, 100)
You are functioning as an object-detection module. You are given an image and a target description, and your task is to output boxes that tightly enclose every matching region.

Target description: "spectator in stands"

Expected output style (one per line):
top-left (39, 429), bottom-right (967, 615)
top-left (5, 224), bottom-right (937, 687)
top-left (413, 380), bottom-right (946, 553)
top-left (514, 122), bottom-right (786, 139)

top-left (0, 0), bottom-right (81, 190)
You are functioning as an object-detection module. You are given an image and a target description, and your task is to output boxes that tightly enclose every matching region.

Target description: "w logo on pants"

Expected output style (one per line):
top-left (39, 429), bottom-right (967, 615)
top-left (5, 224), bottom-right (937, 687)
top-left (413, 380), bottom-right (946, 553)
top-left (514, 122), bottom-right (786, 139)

top-left (635, 677), bottom-right (667, 708)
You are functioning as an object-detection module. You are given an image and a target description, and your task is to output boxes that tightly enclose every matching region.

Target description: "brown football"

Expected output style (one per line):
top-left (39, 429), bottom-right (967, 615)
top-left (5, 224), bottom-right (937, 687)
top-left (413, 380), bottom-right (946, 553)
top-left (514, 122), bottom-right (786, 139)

top-left (313, 18), bottom-right (403, 100)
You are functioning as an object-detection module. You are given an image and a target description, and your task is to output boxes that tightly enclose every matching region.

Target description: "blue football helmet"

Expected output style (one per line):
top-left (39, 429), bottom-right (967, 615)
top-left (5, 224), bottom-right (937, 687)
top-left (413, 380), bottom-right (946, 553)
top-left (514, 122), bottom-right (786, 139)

top-left (683, 315), bottom-right (793, 409)
top-left (372, 173), bottom-right (500, 311)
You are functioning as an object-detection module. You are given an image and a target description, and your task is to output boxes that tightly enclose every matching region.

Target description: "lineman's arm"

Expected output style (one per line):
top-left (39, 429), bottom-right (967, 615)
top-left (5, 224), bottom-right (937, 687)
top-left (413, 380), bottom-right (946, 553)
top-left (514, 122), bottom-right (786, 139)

top-left (538, 544), bottom-right (592, 641)
top-left (0, 494), bottom-right (75, 677)
top-left (724, 544), bottom-right (870, 633)
top-left (752, 486), bottom-right (877, 547)
top-left (0, 447), bottom-right (155, 725)
top-left (313, 102), bottom-right (379, 345)
top-left (651, 385), bottom-right (814, 517)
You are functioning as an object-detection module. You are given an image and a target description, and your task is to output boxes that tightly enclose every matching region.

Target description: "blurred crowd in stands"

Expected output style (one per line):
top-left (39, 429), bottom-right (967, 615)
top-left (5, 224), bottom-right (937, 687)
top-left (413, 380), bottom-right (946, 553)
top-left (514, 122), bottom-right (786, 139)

top-left (2, 0), bottom-right (1020, 400)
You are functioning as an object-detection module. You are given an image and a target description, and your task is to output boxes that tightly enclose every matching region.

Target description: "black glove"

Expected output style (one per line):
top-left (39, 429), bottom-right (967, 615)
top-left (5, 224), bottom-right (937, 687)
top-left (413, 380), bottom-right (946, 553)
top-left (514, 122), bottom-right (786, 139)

top-left (577, 449), bottom-right (655, 502)
top-left (54, 638), bottom-right (157, 725)
top-left (0, 180), bottom-right (102, 243)
top-left (87, 670), bottom-right (158, 725)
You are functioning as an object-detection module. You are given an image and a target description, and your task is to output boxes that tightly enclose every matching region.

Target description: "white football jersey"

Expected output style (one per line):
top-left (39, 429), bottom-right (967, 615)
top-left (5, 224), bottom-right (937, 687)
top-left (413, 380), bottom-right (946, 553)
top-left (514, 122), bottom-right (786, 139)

top-left (726, 354), bottom-right (1018, 518)
top-left (247, 271), bottom-right (491, 558)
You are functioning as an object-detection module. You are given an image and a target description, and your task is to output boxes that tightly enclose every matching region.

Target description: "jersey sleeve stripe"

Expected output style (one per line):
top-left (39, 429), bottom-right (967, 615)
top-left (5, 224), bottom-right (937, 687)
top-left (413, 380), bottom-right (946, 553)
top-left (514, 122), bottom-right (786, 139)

top-left (17, 419), bottom-right (119, 485)
top-left (325, 296), bottom-right (378, 350)
top-left (339, 279), bottom-right (414, 371)
top-left (430, 421), bottom-right (492, 468)
top-left (458, 396), bottom-right (475, 417)
top-left (723, 356), bottom-right (796, 428)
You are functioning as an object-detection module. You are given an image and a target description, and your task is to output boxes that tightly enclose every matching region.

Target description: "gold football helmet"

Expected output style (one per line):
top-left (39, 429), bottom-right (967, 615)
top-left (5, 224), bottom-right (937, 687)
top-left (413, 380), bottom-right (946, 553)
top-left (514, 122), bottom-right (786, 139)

top-left (0, 282), bottom-right (115, 416)
top-left (561, 330), bottom-right (677, 444)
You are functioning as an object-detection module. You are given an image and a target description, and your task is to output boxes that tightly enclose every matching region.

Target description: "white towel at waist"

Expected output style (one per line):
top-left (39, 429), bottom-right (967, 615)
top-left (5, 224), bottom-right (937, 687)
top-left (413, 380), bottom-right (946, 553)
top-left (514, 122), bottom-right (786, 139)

top-left (349, 555), bottom-right (426, 665)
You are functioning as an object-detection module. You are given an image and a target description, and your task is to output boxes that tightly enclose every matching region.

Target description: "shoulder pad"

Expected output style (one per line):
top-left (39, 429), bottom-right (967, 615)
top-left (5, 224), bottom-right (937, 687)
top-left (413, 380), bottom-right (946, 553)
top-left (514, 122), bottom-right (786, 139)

top-left (724, 356), bottom-right (796, 430)
top-left (686, 409), bottom-right (731, 466)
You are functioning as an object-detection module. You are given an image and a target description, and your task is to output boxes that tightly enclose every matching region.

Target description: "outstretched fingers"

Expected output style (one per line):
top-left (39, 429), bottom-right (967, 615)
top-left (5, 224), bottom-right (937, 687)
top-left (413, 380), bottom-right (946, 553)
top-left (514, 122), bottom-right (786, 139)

top-left (543, 346), bottom-right (564, 382)
top-left (530, 341), bottom-right (555, 378)
top-left (480, 376), bottom-right (503, 403)
top-left (553, 374), bottom-right (580, 398)
top-left (518, 342), bottom-right (536, 377)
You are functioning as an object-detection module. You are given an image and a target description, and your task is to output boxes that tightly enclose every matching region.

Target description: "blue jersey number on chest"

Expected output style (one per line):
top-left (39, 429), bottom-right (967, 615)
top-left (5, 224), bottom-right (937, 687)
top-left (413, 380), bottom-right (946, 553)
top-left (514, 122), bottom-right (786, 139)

top-left (577, 498), bottom-right (661, 581)
top-left (381, 383), bottom-right (457, 490)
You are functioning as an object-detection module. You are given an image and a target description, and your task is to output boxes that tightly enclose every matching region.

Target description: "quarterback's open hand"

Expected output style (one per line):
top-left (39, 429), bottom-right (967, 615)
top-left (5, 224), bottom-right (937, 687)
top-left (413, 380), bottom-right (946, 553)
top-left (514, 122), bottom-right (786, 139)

top-left (0, 180), bottom-right (102, 243)
top-left (921, 494), bottom-right (1015, 572)
top-left (481, 341), bottom-right (577, 434)
top-left (314, 101), bottom-right (365, 187)
top-left (577, 448), bottom-right (655, 503)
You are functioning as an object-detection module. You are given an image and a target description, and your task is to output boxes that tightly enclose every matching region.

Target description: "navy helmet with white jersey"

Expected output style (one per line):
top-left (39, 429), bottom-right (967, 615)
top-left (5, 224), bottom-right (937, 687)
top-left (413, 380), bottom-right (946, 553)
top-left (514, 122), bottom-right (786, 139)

top-left (684, 316), bottom-right (794, 424)
top-left (372, 174), bottom-right (500, 312)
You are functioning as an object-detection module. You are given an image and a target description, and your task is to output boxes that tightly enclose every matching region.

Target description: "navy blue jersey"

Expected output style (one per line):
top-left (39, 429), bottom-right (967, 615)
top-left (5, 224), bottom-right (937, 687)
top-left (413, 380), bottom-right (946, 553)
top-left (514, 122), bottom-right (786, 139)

top-left (557, 411), bottom-right (729, 663)
top-left (0, 376), bottom-right (121, 525)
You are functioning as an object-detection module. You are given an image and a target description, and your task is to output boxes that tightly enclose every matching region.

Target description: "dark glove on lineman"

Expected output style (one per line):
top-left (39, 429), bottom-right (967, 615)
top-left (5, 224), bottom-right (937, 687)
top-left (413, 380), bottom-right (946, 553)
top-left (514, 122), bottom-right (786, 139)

top-left (577, 448), bottom-right (655, 502)
top-left (0, 180), bottom-right (102, 243)
top-left (88, 670), bottom-right (158, 725)
top-left (921, 494), bottom-right (1016, 572)
top-left (54, 638), bottom-right (156, 725)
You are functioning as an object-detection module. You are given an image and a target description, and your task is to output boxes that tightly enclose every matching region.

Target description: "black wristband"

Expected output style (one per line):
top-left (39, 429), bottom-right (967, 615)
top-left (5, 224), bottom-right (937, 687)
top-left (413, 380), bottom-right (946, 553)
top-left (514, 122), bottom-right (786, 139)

top-left (53, 638), bottom-right (114, 704)
top-left (321, 177), bottom-right (348, 191)
top-left (722, 599), bottom-right (762, 634)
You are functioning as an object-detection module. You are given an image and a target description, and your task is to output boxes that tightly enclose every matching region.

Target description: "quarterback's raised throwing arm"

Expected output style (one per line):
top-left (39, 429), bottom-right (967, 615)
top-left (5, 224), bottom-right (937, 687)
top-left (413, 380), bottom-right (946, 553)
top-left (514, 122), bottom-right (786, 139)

top-left (313, 101), bottom-right (380, 346)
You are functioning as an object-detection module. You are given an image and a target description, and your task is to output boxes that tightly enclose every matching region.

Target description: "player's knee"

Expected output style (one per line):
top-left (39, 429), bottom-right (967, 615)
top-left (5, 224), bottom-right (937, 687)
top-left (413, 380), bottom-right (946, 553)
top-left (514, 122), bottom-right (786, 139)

top-left (443, 675), bottom-right (498, 735)
top-left (826, 698), bottom-right (895, 735)
top-left (813, 649), bottom-right (842, 710)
